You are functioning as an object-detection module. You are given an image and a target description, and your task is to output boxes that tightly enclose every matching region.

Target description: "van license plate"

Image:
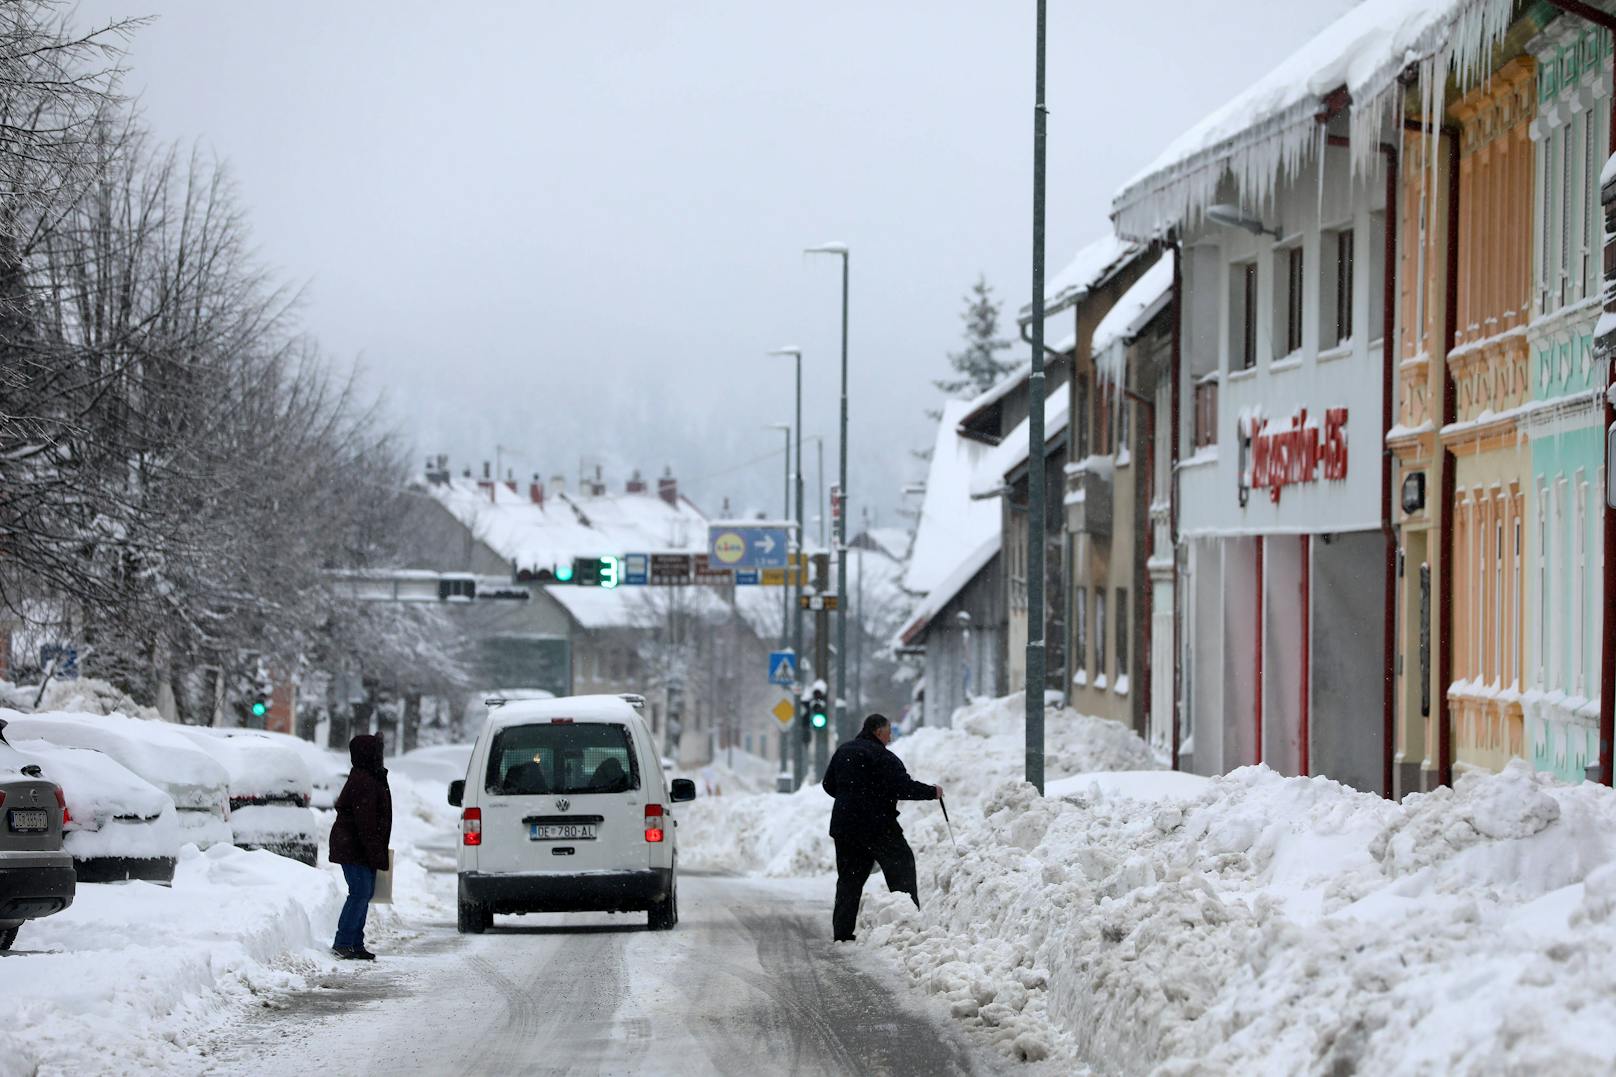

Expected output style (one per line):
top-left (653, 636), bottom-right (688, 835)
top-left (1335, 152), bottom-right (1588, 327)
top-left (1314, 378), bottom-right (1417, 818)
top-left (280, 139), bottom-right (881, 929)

top-left (530, 823), bottom-right (596, 841)
top-left (9, 809), bottom-right (48, 833)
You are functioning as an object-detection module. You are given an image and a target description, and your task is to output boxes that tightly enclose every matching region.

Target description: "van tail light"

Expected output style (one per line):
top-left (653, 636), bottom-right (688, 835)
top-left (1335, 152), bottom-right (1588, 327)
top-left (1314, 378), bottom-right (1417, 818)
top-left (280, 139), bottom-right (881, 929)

top-left (461, 807), bottom-right (482, 846)
top-left (55, 788), bottom-right (70, 826)
top-left (644, 803), bottom-right (665, 843)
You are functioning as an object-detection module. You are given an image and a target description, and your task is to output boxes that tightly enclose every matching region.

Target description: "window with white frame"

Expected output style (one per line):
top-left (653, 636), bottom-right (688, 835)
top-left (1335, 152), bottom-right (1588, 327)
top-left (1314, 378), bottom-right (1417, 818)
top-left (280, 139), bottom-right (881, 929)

top-left (1231, 261), bottom-right (1258, 370)
top-left (1319, 227), bottom-right (1354, 348)
top-left (1074, 584), bottom-right (1087, 683)
top-left (1537, 482), bottom-right (1549, 687)
top-left (1273, 245), bottom-right (1304, 359)
top-left (1533, 28), bottom-right (1611, 319)
top-left (1554, 478), bottom-right (1567, 689)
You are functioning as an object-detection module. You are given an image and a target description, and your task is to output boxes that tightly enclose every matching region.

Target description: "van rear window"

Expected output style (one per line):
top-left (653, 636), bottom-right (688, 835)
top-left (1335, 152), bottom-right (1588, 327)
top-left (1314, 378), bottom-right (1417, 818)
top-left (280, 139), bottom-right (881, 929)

top-left (484, 723), bottom-right (639, 797)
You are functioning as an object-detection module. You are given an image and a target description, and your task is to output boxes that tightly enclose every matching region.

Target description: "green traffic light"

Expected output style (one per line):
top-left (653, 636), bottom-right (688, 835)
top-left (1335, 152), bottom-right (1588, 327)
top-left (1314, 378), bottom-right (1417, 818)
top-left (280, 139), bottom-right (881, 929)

top-left (811, 711), bottom-right (827, 729)
top-left (251, 700), bottom-right (267, 718)
top-left (555, 563), bottom-right (575, 582)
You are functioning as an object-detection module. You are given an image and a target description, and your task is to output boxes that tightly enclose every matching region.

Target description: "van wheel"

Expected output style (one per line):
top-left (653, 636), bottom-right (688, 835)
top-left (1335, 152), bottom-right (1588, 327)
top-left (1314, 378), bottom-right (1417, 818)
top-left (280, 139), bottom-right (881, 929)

top-left (648, 878), bottom-right (678, 931)
top-left (457, 900), bottom-right (490, 934)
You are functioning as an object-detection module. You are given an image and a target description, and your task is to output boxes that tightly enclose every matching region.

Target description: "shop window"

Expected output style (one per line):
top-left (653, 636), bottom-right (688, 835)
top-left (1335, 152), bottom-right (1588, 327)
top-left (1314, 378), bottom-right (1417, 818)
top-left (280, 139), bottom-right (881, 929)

top-left (1321, 228), bottom-right (1354, 347)
top-left (1274, 246), bottom-right (1304, 358)
top-left (1231, 261), bottom-right (1258, 370)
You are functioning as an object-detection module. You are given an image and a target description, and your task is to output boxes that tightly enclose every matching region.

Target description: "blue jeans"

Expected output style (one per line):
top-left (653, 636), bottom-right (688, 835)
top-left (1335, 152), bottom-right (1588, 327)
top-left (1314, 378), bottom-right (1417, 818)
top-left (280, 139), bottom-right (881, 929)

top-left (335, 864), bottom-right (376, 951)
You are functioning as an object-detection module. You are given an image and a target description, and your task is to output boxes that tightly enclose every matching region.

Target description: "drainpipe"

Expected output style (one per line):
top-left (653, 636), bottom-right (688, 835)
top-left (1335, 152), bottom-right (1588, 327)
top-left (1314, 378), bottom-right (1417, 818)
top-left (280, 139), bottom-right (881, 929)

top-left (1440, 125), bottom-right (1460, 789)
top-left (1169, 238), bottom-right (1184, 771)
top-left (1380, 142), bottom-right (1399, 798)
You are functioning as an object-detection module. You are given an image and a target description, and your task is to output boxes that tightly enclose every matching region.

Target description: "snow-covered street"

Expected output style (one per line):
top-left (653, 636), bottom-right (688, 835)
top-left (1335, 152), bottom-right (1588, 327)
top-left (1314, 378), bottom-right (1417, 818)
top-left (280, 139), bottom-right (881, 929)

top-left (198, 871), bottom-right (997, 1077)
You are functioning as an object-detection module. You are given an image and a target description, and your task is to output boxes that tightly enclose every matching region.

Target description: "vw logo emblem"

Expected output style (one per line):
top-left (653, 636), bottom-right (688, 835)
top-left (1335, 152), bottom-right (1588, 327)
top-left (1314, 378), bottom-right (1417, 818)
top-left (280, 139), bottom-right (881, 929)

top-left (555, 798), bottom-right (571, 812)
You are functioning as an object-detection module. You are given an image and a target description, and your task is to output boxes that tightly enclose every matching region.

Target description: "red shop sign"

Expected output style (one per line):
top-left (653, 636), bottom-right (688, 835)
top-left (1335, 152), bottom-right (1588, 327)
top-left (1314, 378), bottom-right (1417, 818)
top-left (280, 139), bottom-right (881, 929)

top-left (1237, 407), bottom-right (1348, 506)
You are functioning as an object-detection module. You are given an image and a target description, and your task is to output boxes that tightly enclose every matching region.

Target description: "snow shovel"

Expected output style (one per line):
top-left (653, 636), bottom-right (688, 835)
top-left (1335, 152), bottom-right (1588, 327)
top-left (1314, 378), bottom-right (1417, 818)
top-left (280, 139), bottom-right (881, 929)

top-left (939, 794), bottom-right (959, 854)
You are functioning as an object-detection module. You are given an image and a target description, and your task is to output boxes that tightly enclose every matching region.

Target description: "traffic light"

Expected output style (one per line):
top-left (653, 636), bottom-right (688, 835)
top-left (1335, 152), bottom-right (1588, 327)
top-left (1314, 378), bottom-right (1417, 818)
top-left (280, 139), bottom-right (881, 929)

top-left (570, 556), bottom-right (621, 588)
top-left (807, 686), bottom-right (828, 731)
top-left (250, 698), bottom-right (268, 719)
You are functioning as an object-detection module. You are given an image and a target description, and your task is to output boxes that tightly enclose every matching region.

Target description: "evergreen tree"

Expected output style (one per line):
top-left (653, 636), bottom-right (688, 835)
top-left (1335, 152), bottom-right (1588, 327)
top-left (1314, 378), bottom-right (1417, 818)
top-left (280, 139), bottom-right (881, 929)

top-left (934, 275), bottom-right (1016, 398)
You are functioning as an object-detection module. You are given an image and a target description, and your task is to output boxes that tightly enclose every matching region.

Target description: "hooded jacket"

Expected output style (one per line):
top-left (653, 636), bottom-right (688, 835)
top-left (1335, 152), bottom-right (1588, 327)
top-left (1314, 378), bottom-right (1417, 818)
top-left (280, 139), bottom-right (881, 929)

top-left (329, 734), bottom-right (392, 871)
top-left (821, 731), bottom-right (936, 840)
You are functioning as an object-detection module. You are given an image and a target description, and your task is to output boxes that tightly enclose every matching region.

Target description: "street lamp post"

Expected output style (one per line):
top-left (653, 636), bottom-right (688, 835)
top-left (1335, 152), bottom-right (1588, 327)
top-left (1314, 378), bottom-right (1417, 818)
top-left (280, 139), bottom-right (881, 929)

top-left (805, 242), bottom-right (850, 743)
top-left (1025, 0), bottom-right (1048, 794)
top-left (764, 422), bottom-right (793, 651)
top-left (768, 349), bottom-right (807, 790)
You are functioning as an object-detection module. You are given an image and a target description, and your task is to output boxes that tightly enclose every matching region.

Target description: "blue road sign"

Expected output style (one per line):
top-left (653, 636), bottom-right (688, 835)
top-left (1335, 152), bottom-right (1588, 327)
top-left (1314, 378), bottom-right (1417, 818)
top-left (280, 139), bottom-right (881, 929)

top-left (768, 650), bottom-right (798, 686)
top-left (621, 553), bottom-right (649, 585)
top-left (734, 569), bottom-right (760, 585)
top-left (709, 524), bottom-right (790, 570)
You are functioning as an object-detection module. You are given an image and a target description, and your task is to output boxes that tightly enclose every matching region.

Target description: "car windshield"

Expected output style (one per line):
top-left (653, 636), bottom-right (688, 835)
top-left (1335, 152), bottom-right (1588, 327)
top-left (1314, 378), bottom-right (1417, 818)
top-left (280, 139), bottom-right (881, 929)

top-left (484, 722), bottom-right (638, 797)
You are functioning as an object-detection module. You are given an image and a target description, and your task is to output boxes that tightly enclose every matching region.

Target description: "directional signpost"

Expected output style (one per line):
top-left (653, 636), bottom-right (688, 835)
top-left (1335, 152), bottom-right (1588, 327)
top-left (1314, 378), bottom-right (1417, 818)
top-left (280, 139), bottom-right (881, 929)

top-left (768, 650), bottom-right (798, 686)
top-left (708, 522), bottom-right (791, 570)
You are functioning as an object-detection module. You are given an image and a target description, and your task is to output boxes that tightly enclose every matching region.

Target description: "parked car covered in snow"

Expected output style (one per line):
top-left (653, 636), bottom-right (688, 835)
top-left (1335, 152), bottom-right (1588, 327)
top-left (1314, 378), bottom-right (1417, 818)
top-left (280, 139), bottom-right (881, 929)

top-left (11, 739), bottom-right (180, 884)
top-left (0, 723), bottom-right (74, 949)
top-left (0, 711), bottom-right (232, 850)
top-left (206, 728), bottom-right (347, 810)
top-left (176, 728), bottom-right (317, 865)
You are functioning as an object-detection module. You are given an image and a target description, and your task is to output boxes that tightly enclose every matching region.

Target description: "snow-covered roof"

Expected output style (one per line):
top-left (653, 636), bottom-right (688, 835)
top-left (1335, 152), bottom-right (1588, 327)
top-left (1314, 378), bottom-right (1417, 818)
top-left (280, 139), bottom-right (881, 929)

top-left (903, 400), bottom-right (1002, 597)
top-left (1112, 0), bottom-right (1514, 240)
top-left (895, 534), bottom-right (1001, 647)
top-left (424, 475), bottom-right (707, 574)
top-left (1019, 234), bottom-right (1143, 321)
top-left (545, 584), bottom-right (732, 630)
top-left (1092, 254), bottom-right (1173, 356)
top-left (967, 390), bottom-right (1071, 498)
top-left (861, 527), bottom-right (912, 562)
top-left (961, 360), bottom-right (1032, 420)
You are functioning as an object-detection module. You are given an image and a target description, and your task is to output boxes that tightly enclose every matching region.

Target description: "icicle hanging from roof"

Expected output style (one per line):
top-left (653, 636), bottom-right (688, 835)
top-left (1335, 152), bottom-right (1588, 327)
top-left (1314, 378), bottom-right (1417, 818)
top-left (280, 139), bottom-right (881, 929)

top-left (1112, 0), bottom-right (1516, 242)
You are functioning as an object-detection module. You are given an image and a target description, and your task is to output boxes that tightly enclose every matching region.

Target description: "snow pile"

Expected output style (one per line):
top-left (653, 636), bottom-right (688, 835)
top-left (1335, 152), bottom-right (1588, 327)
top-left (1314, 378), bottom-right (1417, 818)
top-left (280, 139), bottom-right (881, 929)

top-left (678, 693), bottom-right (1161, 877)
top-left (0, 762), bottom-right (459, 1073)
top-left (676, 747), bottom-right (780, 797)
top-left (0, 844), bottom-right (344, 1074)
top-left (0, 677), bottom-right (164, 722)
top-left (863, 760), bottom-right (1616, 1073)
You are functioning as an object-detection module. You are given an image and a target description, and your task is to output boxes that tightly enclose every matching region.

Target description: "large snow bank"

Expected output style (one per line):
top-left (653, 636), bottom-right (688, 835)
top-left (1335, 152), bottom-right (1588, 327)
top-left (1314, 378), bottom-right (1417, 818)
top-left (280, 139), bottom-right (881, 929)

top-left (679, 693), bottom-right (1162, 878)
top-left (862, 759), bottom-right (1616, 1073)
top-left (2, 764), bottom-right (458, 1073)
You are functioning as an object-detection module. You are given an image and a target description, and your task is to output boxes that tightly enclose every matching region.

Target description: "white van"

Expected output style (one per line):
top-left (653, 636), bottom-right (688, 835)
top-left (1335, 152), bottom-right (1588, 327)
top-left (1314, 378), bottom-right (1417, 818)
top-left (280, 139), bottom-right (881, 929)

top-left (448, 695), bottom-right (695, 932)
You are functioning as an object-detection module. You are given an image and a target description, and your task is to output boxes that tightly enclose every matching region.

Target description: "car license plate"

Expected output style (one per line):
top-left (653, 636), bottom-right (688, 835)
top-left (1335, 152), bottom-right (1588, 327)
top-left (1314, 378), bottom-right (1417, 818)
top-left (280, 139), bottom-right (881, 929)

top-left (530, 823), bottom-right (596, 841)
top-left (8, 809), bottom-right (48, 833)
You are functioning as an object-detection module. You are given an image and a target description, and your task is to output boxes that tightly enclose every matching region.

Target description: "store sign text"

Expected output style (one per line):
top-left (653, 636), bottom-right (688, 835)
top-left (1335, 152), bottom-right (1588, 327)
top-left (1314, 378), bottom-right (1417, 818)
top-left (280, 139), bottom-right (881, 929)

top-left (1238, 407), bottom-right (1348, 506)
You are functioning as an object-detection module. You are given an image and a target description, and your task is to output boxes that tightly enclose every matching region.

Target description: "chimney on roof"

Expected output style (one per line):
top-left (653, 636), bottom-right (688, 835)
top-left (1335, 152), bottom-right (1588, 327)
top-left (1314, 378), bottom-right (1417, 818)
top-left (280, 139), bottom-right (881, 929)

top-left (505, 467), bottom-right (517, 494)
top-left (657, 466), bottom-right (678, 507)
top-left (477, 460), bottom-right (495, 502)
top-left (626, 468), bottom-right (647, 495)
top-left (425, 455), bottom-right (451, 485)
top-left (529, 473), bottom-right (545, 507)
top-left (550, 473), bottom-right (566, 497)
top-left (590, 464), bottom-right (606, 497)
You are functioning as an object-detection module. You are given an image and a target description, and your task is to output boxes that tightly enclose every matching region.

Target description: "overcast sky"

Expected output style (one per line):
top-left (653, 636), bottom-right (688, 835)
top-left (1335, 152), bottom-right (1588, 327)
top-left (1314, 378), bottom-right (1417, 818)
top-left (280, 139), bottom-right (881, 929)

top-left (74, 0), bottom-right (1353, 531)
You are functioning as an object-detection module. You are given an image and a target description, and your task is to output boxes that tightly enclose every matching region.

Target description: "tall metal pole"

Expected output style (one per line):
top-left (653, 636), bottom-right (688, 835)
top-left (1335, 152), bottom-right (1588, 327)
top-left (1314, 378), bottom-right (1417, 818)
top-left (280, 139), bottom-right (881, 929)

top-left (769, 424), bottom-right (791, 650)
top-left (836, 252), bottom-right (850, 742)
top-left (794, 351), bottom-right (805, 674)
top-left (855, 506), bottom-right (867, 715)
top-left (1025, 0), bottom-right (1048, 794)
top-left (806, 244), bottom-right (851, 742)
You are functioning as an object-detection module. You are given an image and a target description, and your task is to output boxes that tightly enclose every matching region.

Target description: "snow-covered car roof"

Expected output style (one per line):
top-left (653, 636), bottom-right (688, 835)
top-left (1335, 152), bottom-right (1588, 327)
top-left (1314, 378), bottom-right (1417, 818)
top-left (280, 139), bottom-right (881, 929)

top-left (10, 739), bottom-right (171, 826)
top-left (484, 694), bottom-right (640, 731)
top-left (208, 729), bottom-right (347, 787)
top-left (0, 711), bottom-right (229, 801)
top-left (173, 727), bottom-right (313, 799)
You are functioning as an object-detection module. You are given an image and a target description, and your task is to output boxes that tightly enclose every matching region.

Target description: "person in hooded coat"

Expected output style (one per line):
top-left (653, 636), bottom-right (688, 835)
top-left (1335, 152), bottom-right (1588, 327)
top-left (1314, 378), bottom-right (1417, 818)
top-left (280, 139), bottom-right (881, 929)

top-left (329, 733), bottom-right (392, 960)
top-left (820, 713), bottom-right (941, 942)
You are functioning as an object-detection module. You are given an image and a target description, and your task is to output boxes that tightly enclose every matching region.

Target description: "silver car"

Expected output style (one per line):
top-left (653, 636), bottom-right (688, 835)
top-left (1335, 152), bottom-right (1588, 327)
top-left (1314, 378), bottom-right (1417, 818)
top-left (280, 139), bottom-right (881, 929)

top-left (0, 722), bottom-right (75, 949)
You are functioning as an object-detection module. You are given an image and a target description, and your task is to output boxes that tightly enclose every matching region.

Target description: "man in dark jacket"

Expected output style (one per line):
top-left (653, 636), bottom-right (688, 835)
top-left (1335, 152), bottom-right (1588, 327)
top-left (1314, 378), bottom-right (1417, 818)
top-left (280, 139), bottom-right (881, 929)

top-left (329, 733), bottom-right (392, 960)
top-left (821, 713), bottom-right (941, 942)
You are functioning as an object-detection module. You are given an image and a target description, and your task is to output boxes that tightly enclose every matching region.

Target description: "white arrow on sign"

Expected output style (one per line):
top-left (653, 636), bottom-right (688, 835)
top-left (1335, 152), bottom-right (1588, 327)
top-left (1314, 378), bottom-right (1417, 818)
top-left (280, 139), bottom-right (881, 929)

top-left (755, 533), bottom-right (777, 555)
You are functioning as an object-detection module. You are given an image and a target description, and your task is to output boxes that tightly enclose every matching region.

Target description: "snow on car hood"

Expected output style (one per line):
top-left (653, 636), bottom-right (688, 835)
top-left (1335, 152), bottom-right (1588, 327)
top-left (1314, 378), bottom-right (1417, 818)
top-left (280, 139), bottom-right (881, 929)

top-left (174, 727), bottom-right (312, 801)
top-left (0, 710), bottom-right (229, 811)
top-left (11, 739), bottom-right (172, 827)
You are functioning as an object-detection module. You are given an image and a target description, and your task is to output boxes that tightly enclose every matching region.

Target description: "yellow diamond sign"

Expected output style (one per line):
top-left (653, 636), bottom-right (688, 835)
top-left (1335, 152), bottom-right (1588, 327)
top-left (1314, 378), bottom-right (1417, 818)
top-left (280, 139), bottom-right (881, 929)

top-left (771, 697), bottom-right (796, 727)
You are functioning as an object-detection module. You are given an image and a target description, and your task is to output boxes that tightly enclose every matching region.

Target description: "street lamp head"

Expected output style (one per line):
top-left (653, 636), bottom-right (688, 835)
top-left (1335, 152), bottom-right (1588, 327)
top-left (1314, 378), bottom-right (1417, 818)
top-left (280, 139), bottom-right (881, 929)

top-left (767, 346), bottom-right (802, 358)
top-left (764, 422), bottom-right (791, 432)
top-left (804, 242), bottom-right (848, 257)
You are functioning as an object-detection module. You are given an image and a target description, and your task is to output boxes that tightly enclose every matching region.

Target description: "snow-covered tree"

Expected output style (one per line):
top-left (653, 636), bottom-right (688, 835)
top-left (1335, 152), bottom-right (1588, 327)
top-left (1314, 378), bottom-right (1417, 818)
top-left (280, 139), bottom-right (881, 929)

top-left (933, 275), bottom-right (1016, 399)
